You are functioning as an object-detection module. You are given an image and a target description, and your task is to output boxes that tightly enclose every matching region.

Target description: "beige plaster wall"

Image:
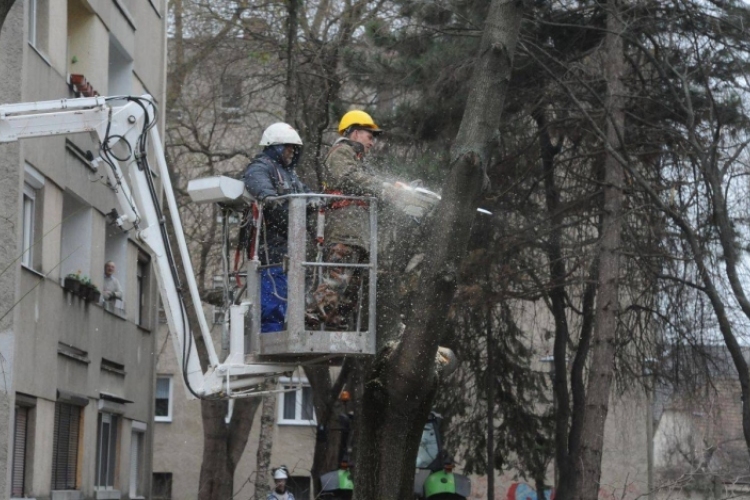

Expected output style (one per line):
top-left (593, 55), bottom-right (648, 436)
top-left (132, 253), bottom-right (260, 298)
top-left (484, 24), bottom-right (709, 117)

top-left (153, 325), bottom-right (318, 500)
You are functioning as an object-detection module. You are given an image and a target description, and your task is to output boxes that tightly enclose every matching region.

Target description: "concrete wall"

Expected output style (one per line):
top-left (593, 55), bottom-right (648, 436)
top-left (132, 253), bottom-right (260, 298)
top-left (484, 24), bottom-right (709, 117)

top-left (0, 1), bottom-right (25, 496)
top-left (0, 0), bottom-right (168, 498)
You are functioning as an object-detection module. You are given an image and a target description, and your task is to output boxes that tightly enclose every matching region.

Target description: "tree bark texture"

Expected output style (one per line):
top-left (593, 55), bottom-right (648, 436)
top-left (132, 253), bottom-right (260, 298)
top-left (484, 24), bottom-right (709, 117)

top-left (254, 380), bottom-right (277, 500)
top-left (199, 398), bottom-right (262, 500)
top-left (283, 0), bottom-right (299, 124)
top-left (533, 109), bottom-right (575, 496)
top-left (486, 313), bottom-right (495, 500)
top-left (353, 1), bottom-right (525, 499)
top-left (305, 362), bottom-right (356, 494)
top-left (573, 3), bottom-right (626, 499)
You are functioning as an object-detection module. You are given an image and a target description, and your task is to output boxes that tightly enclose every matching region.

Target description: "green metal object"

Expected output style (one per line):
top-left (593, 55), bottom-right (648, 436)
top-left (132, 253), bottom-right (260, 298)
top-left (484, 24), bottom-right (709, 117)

top-left (338, 469), bottom-right (354, 490)
top-left (423, 470), bottom-right (457, 497)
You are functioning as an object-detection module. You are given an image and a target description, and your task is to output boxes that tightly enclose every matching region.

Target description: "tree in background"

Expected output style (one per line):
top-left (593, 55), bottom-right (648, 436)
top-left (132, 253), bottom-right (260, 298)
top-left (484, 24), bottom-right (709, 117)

top-left (162, 0), bottom-right (750, 499)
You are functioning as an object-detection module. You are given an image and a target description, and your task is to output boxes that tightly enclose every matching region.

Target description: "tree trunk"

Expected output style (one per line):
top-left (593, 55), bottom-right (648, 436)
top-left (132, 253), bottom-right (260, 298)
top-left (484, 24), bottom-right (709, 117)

top-left (283, 0), bottom-right (299, 124)
top-left (354, 1), bottom-right (525, 499)
top-left (486, 311), bottom-right (495, 500)
top-left (199, 398), bottom-right (262, 500)
top-left (254, 380), bottom-right (277, 500)
top-left (305, 362), bottom-right (356, 495)
top-left (573, 3), bottom-right (626, 499)
top-left (532, 108), bottom-right (575, 497)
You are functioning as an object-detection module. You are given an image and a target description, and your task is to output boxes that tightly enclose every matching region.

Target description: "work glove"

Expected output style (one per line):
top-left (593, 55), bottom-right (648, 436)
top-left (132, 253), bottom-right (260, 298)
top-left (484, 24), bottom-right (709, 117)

top-left (306, 196), bottom-right (324, 208)
top-left (259, 195), bottom-right (283, 208)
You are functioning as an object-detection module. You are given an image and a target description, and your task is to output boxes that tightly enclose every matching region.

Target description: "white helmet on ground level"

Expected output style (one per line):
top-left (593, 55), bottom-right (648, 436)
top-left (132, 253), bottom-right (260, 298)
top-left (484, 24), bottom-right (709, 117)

top-left (273, 467), bottom-right (289, 480)
top-left (260, 123), bottom-right (303, 146)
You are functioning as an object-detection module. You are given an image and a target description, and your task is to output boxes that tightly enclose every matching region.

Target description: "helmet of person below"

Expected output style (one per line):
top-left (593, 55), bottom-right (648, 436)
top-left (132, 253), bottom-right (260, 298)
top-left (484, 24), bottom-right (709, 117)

top-left (338, 110), bottom-right (382, 135)
top-left (273, 468), bottom-right (289, 480)
top-left (259, 123), bottom-right (303, 146)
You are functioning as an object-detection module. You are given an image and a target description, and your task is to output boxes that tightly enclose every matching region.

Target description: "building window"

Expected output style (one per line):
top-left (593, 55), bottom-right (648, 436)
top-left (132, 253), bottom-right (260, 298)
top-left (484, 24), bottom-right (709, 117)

top-left (136, 256), bottom-right (150, 327)
top-left (95, 412), bottom-right (119, 489)
top-left (21, 184), bottom-right (36, 268)
top-left (277, 378), bottom-right (315, 425)
top-left (287, 475), bottom-right (311, 500)
top-left (104, 225), bottom-right (128, 316)
top-left (11, 405), bottom-right (30, 497)
top-left (27, 0), bottom-right (48, 52)
top-left (129, 428), bottom-right (145, 498)
top-left (212, 306), bottom-right (226, 325)
top-left (152, 472), bottom-right (172, 500)
top-left (220, 75), bottom-right (243, 110)
top-left (220, 75), bottom-right (243, 123)
top-left (52, 402), bottom-right (82, 491)
top-left (22, 164), bottom-right (44, 271)
top-left (155, 377), bottom-right (173, 422)
top-left (108, 34), bottom-right (133, 97)
top-left (60, 191), bottom-right (92, 283)
top-left (27, 0), bottom-right (35, 45)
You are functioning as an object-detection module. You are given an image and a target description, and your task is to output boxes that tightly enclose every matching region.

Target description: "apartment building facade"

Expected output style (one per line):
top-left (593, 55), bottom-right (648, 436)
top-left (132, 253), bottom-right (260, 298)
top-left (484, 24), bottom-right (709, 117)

top-left (0, 1), bottom-right (167, 498)
top-left (152, 324), bottom-right (317, 500)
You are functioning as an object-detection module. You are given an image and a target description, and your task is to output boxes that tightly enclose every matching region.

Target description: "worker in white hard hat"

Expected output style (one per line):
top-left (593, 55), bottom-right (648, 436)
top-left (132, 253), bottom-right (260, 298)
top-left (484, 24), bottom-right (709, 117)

top-left (267, 466), bottom-right (295, 500)
top-left (242, 123), bottom-right (311, 332)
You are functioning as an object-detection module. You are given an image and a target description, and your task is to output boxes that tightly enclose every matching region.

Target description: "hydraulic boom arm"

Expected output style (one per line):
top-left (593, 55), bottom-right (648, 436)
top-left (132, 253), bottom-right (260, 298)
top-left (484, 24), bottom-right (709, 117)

top-left (0, 95), bottom-right (291, 399)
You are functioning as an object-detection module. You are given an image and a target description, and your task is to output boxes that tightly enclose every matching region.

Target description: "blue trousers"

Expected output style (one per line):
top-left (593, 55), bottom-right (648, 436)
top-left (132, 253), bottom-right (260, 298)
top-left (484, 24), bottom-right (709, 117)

top-left (260, 266), bottom-right (287, 332)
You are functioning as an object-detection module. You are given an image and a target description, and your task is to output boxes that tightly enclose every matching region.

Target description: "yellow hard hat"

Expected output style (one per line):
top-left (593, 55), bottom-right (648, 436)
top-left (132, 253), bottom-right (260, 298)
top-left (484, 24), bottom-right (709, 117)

top-left (338, 110), bottom-right (382, 135)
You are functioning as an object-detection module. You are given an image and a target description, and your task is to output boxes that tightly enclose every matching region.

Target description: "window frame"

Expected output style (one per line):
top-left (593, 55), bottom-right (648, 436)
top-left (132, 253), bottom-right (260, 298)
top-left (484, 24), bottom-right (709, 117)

top-left (95, 412), bottom-right (119, 490)
top-left (103, 229), bottom-right (128, 318)
top-left (27, 0), bottom-right (48, 55)
top-left (136, 256), bottom-right (150, 328)
top-left (277, 377), bottom-right (316, 426)
top-left (154, 376), bottom-right (173, 423)
top-left (152, 472), bottom-right (173, 500)
top-left (21, 184), bottom-right (36, 269)
top-left (22, 164), bottom-right (45, 271)
top-left (129, 424), bottom-right (146, 498)
top-left (286, 475), bottom-right (312, 500)
top-left (27, 0), bottom-right (37, 47)
top-left (220, 75), bottom-right (243, 112)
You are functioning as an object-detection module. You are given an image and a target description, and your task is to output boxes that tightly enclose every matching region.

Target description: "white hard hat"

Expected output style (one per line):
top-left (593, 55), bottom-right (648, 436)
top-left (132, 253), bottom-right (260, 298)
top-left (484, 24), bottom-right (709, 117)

top-left (259, 123), bottom-right (303, 147)
top-left (273, 468), bottom-right (289, 480)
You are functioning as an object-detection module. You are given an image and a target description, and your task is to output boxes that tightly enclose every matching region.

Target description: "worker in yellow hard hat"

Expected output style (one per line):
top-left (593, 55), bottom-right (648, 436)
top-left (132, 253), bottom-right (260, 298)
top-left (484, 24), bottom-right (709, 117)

top-left (336, 109), bottom-right (383, 155)
top-left (305, 110), bottom-right (389, 329)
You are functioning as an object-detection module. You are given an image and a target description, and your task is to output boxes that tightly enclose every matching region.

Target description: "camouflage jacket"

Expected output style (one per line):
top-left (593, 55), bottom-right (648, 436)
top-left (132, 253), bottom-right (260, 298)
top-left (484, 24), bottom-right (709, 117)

top-left (323, 138), bottom-right (384, 197)
top-left (322, 138), bottom-right (382, 250)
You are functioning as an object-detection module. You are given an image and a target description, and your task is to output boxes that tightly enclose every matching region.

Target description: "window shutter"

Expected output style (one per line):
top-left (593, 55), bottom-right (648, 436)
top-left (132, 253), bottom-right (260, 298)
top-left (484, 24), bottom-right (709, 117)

top-left (52, 402), bottom-right (80, 490)
top-left (11, 406), bottom-right (28, 497)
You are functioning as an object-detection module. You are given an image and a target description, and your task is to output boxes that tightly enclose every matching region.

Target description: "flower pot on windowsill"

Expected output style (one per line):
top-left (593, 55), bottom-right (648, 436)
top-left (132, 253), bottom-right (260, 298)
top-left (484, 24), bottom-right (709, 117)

top-left (69, 74), bottom-right (86, 86)
top-left (63, 277), bottom-right (81, 294)
top-left (81, 284), bottom-right (98, 302)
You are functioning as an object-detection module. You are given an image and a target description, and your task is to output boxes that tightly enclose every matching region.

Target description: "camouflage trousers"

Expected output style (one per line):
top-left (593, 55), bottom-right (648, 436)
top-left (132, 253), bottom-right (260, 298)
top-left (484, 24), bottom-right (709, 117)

top-left (306, 243), bottom-right (367, 330)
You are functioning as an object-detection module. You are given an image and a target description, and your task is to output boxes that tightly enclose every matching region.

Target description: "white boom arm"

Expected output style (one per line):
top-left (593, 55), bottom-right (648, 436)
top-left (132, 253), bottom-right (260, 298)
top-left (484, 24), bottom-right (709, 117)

top-left (0, 95), bottom-right (291, 399)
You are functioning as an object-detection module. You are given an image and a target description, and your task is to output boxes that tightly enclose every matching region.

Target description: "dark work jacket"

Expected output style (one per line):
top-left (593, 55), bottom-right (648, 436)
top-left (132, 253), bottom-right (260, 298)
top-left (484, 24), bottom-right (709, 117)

top-left (242, 153), bottom-right (310, 264)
